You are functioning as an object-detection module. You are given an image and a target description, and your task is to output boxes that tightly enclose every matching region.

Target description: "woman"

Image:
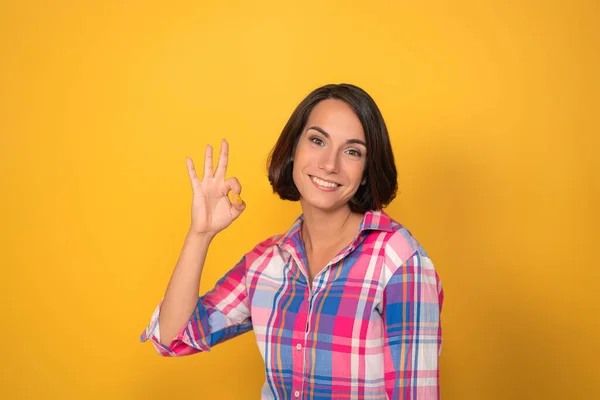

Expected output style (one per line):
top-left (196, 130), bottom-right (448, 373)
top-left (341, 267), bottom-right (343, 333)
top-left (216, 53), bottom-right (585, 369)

top-left (141, 83), bottom-right (444, 399)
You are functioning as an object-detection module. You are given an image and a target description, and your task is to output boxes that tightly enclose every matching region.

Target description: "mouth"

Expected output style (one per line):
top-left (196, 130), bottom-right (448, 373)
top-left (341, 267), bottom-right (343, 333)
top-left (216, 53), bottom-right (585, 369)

top-left (309, 175), bottom-right (342, 190)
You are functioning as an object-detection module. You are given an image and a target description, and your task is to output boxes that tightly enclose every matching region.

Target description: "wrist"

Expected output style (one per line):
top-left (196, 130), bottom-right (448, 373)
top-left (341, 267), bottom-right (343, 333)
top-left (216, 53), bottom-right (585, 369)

top-left (187, 229), bottom-right (216, 242)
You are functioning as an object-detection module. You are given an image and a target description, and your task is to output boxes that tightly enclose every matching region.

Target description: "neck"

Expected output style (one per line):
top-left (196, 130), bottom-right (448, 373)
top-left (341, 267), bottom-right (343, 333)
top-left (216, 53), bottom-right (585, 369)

top-left (300, 202), bottom-right (363, 252)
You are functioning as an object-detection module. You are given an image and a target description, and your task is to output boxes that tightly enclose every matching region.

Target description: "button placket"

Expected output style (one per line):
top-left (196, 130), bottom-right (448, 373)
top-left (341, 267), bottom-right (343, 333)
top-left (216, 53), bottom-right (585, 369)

top-left (291, 280), bottom-right (310, 400)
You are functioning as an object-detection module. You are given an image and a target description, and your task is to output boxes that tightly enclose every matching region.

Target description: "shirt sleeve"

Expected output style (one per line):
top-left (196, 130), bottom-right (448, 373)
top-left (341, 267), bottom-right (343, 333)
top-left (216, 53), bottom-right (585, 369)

top-left (381, 251), bottom-right (444, 399)
top-left (140, 255), bottom-right (253, 357)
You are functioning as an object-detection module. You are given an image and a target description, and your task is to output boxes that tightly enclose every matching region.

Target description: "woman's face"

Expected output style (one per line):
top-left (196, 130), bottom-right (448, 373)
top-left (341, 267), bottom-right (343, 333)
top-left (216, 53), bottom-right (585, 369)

top-left (292, 99), bottom-right (367, 213)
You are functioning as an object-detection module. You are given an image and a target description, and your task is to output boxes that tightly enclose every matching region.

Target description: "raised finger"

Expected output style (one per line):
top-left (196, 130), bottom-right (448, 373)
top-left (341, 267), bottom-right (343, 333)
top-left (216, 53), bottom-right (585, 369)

top-left (214, 139), bottom-right (229, 178)
top-left (186, 157), bottom-right (201, 189)
top-left (203, 144), bottom-right (213, 180)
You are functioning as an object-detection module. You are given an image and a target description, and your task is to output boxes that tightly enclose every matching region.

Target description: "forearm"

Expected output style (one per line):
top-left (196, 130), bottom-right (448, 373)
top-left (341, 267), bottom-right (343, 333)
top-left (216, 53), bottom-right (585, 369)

top-left (158, 230), bottom-right (214, 345)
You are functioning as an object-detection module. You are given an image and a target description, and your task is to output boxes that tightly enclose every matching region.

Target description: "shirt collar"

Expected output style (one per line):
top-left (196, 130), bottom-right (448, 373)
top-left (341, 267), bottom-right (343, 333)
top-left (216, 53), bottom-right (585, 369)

top-left (276, 209), bottom-right (395, 250)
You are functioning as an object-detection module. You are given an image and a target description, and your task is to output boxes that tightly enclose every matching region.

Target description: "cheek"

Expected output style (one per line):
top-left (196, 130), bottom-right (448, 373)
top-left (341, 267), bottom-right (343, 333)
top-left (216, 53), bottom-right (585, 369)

top-left (293, 144), bottom-right (315, 168)
top-left (346, 161), bottom-right (366, 183)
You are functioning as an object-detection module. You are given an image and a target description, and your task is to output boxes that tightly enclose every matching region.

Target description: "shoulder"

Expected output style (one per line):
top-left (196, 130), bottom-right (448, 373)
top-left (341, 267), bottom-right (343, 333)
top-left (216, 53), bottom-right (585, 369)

top-left (364, 212), bottom-right (435, 283)
top-left (382, 220), bottom-right (430, 267)
top-left (363, 211), bottom-right (429, 264)
top-left (377, 219), bottom-right (443, 307)
top-left (241, 234), bottom-right (284, 265)
top-left (377, 223), bottom-right (443, 312)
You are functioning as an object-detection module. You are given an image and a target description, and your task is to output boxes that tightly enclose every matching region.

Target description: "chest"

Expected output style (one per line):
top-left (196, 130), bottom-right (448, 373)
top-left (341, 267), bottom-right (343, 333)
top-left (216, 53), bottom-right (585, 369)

top-left (246, 236), bottom-right (388, 326)
top-left (248, 249), bottom-right (387, 363)
top-left (306, 249), bottom-right (340, 283)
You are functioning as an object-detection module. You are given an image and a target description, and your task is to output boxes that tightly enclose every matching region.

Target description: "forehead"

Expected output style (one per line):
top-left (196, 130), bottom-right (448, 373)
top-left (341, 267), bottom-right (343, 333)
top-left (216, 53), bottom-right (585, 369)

top-left (305, 99), bottom-right (365, 141)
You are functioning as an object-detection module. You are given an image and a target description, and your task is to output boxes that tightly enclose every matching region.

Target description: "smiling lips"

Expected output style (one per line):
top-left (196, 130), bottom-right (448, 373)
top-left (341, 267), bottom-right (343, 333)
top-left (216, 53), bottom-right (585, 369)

top-left (309, 175), bottom-right (341, 191)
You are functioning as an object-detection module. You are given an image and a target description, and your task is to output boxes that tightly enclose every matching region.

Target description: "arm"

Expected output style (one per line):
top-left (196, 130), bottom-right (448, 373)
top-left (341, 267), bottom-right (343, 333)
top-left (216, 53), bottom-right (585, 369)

top-left (141, 253), bottom-right (252, 356)
top-left (140, 139), bottom-right (248, 355)
top-left (381, 252), bottom-right (443, 399)
top-left (158, 230), bottom-right (213, 346)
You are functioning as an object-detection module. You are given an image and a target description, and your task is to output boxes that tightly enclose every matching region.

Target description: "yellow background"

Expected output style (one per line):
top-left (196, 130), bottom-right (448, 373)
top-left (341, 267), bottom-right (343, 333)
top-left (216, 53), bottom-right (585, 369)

top-left (1, 1), bottom-right (598, 399)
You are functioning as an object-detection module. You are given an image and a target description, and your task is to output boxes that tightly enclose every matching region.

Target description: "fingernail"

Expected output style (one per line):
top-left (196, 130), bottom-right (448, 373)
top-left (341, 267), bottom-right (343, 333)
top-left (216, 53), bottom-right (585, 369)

top-left (234, 194), bottom-right (243, 205)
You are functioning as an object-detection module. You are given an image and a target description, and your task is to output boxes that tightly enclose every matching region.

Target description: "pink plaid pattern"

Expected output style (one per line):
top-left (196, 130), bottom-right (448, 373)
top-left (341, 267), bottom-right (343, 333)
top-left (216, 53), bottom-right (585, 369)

top-left (141, 210), bottom-right (443, 399)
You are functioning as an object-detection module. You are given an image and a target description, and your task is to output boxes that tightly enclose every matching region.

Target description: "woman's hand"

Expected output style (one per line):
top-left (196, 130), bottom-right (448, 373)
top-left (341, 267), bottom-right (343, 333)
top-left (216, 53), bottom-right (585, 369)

top-left (186, 139), bottom-right (245, 237)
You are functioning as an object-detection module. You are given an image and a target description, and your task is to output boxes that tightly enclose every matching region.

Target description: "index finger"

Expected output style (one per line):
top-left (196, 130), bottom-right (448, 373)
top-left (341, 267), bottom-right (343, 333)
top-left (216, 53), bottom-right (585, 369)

top-left (214, 139), bottom-right (229, 178)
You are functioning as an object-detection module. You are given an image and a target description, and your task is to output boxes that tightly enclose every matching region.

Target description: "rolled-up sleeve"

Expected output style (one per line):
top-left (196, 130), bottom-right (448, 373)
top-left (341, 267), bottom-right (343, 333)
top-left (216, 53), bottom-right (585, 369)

top-left (140, 255), bottom-right (253, 357)
top-left (382, 251), bottom-right (444, 399)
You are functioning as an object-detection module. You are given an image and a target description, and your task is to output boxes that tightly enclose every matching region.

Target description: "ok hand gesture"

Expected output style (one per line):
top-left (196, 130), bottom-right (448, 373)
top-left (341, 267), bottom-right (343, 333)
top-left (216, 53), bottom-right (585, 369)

top-left (186, 140), bottom-right (245, 237)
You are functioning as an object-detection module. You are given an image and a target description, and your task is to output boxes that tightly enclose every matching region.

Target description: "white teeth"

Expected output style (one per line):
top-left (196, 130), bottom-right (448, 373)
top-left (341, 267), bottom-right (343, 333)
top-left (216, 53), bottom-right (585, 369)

top-left (311, 176), bottom-right (339, 188)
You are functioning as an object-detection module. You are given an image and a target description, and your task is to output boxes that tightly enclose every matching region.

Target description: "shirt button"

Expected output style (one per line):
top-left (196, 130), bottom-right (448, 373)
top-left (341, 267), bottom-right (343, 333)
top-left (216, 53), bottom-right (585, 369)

top-left (296, 343), bottom-right (302, 351)
top-left (294, 391), bottom-right (300, 398)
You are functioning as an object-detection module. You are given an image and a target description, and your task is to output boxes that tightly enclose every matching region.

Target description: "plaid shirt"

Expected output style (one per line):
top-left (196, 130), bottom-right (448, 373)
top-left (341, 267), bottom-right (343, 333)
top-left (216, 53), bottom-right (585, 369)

top-left (141, 210), bottom-right (444, 399)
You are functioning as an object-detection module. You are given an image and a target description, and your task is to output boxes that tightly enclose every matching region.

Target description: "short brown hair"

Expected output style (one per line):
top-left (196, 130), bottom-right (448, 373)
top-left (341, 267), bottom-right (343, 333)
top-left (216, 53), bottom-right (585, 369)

top-left (267, 83), bottom-right (397, 213)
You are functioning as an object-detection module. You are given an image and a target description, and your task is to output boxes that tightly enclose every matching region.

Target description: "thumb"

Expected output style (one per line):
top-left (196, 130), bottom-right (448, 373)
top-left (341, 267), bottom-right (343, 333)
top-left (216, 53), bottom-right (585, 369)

top-left (225, 177), bottom-right (246, 218)
top-left (231, 193), bottom-right (246, 219)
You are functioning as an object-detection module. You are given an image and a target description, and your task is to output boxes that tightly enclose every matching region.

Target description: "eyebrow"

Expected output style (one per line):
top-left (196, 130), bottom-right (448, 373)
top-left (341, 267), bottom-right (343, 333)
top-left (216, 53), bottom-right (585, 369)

top-left (307, 126), bottom-right (367, 147)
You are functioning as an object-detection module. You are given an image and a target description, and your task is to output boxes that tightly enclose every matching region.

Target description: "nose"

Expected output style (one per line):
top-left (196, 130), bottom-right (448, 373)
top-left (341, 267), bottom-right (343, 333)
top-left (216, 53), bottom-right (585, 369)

top-left (318, 148), bottom-right (340, 174)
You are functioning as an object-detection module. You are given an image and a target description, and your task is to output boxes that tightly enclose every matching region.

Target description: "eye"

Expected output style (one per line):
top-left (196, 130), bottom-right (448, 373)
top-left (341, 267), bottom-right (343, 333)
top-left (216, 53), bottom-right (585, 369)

top-left (310, 136), bottom-right (325, 146)
top-left (346, 149), bottom-right (362, 157)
